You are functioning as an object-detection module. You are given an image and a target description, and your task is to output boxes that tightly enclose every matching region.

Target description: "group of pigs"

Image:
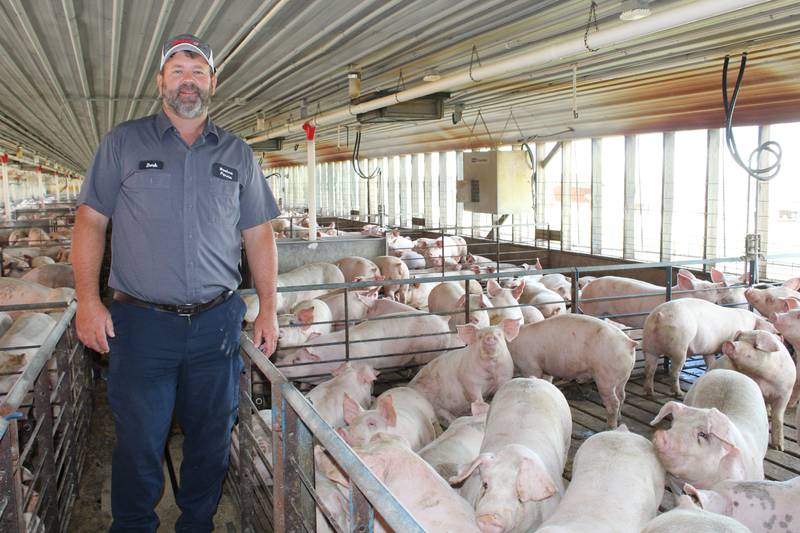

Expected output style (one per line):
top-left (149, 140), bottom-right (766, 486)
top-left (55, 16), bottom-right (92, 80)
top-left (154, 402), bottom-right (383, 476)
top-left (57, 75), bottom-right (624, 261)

top-left (1, 225), bottom-right (73, 284)
top-left (263, 361), bottom-right (798, 533)
top-left (241, 227), bottom-right (800, 531)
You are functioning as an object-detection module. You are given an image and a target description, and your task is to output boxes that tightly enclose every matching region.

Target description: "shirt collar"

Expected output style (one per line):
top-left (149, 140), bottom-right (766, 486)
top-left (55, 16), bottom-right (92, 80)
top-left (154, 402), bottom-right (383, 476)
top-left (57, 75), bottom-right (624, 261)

top-left (156, 109), bottom-right (220, 144)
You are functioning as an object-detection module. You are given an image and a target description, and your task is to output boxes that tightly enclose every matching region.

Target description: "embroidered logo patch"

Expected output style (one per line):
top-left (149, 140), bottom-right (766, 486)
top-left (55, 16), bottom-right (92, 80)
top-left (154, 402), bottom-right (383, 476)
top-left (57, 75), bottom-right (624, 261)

top-left (138, 160), bottom-right (164, 170)
top-left (212, 163), bottom-right (238, 182)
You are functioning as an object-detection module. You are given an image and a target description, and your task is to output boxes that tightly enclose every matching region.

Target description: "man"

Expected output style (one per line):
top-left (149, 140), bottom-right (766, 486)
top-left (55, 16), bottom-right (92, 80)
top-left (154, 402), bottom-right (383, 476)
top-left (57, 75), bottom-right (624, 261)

top-left (73, 34), bottom-right (279, 532)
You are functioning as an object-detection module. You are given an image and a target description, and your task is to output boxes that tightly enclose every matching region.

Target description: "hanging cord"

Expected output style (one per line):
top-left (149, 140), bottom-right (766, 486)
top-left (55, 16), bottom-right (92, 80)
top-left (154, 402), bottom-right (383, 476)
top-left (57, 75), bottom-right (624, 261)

top-left (264, 172), bottom-right (281, 180)
top-left (351, 130), bottom-right (380, 180)
top-left (522, 142), bottom-right (537, 211)
top-left (722, 53), bottom-right (782, 181)
top-left (584, 1), bottom-right (600, 52)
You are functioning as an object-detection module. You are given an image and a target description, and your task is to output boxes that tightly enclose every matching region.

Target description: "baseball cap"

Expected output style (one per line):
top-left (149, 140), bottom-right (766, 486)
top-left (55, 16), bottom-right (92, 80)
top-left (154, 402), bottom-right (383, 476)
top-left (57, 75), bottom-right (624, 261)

top-left (160, 34), bottom-right (215, 73)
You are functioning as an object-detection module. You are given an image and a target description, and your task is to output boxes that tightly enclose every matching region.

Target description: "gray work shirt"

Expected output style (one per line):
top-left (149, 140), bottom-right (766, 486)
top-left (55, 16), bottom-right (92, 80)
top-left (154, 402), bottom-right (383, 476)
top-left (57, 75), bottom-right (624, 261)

top-left (78, 110), bottom-right (279, 305)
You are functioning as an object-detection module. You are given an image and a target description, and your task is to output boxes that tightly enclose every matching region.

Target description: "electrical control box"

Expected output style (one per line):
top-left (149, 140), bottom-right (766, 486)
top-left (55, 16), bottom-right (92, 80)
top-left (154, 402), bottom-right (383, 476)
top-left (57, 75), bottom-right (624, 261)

top-left (457, 151), bottom-right (533, 214)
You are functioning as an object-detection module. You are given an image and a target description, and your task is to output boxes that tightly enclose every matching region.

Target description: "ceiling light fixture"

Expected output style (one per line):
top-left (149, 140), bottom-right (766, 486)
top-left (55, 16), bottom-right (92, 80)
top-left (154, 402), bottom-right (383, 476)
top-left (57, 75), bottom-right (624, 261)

top-left (620, 0), bottom-right (653, 21)
top-left (423, 69), bottom-right (441, 82)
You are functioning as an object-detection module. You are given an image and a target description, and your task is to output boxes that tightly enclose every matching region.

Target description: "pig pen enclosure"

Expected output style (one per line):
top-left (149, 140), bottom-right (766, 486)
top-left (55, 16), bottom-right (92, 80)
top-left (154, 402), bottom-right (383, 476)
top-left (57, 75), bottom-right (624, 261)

top-left (224, 229), bottom-right (800, 532)
top-left (2, 0), bottom-right (800, 531)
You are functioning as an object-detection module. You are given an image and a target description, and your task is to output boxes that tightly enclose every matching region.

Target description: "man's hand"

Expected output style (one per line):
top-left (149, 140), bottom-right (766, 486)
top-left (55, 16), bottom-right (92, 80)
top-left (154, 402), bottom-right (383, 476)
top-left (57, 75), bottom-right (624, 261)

top-left (76, 299), bottom-right (115, 353)
top-left (253, 310), bottom-right (279, 355)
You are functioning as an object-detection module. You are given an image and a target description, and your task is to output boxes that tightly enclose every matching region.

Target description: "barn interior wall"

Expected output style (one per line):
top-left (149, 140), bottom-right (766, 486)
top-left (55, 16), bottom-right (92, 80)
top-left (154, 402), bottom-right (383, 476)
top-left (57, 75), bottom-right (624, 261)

top-left (269, 119), bottom-right (800, 280)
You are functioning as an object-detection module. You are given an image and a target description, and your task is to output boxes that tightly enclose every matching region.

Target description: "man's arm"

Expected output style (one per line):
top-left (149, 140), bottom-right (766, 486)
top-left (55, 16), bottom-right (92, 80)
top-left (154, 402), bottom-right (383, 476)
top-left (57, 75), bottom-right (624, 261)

top-left (73, 204), bottom-right (115, 353)
top-left (242, 220), bottom-right (279, 354)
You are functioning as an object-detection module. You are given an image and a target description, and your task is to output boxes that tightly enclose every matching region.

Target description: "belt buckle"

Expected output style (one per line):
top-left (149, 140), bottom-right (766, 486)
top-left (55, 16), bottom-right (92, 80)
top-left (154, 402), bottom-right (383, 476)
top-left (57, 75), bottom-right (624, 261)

top-left (175, 304), bottom-right (196, 317)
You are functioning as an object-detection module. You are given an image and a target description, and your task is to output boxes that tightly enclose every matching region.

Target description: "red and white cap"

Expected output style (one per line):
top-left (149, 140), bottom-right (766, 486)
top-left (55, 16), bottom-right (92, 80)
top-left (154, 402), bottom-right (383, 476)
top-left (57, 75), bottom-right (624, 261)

top-left (160, 34), bottom-right (215, 73)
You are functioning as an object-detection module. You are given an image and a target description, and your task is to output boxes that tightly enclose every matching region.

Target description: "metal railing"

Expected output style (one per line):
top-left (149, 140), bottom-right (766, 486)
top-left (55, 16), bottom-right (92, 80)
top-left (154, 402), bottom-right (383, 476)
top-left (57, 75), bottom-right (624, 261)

top-left (233, 334), bottom-right (424, 533)
top-left (229, 226), bottom-right (795, 531)
top-left (0, 300), bottom-right (91, 533)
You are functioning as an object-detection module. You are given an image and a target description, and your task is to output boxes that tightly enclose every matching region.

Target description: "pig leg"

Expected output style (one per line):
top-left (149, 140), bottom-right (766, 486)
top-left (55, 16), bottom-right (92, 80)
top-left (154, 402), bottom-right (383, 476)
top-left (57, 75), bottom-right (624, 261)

top-left (789, 369), bottom-right (800, 408)
top-left (596, 380), bottom-right (621, 428)
top-left (770, 399), bottom-right (786, 451)
top-left (663, 349), bottom-right (688, 398)
top-left (703, 353), bottom-right (717, 368)
top-left (615, 381), bottom-right (627, 417)
top-left (643, 353), bottom-right (659, 397)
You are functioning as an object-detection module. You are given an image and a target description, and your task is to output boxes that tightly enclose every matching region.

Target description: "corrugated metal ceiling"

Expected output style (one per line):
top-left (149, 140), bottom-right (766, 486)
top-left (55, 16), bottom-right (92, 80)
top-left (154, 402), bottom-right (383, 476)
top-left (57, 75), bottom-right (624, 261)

top-left (0, 0), bottom-right (798, 173)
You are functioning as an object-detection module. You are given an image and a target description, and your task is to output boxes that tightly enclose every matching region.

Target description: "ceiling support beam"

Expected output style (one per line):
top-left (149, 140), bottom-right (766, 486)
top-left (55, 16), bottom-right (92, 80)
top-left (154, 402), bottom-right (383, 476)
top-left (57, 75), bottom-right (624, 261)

top-left (62, 0), bottom-right (99, 148)
top-left (247, 0), bottom-right (772, 144)
top-left (8, 0), bottom-right (95, 162)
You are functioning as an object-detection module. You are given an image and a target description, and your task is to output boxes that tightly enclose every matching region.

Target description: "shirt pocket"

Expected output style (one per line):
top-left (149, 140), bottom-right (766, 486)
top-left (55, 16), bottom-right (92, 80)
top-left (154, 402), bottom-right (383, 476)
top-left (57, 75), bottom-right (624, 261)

top-left (208, 177), bottom-right (239, 223)
top-left (123, 171), bottom-right (174, 219)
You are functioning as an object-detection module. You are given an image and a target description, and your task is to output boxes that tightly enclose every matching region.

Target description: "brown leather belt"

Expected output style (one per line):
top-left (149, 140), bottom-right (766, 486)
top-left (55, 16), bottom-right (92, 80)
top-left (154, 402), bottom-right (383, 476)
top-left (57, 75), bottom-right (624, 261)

top-left (113, 290), bottom-right (234, 317)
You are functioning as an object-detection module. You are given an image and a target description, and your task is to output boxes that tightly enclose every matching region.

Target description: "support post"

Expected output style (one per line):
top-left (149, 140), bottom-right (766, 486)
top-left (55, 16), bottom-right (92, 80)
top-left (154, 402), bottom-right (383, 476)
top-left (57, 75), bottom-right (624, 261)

top-left (1, 154), bottom-right (10, 221)
top-left (561, 140), bottom-right (573, 251)
top-left (754, 125), bottom-right (770, 280)
top-left (704, 129), bottom-right (721, 265)
top-left (623, 136), bottom-right (636, 260)
top-left (590, 138), bottom-right (602, 255)
top-left (455, 151), bottom-right (464, 233)
top-left (660, 132), bottom-right (675, 262)
top-left (282, 389), bottom-right (316, 532)
top-left (303, 123), bottom-right (317, 241)
top-left (423, 153), bottom-right (433, 228)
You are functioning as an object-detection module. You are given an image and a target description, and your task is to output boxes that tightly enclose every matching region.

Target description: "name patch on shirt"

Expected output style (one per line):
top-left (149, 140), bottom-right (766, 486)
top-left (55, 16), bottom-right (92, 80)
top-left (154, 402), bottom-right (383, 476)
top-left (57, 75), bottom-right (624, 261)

top-left (212, 163), bottom-right (238, 182)
top-left (138, 160), bottom-right (164, 170)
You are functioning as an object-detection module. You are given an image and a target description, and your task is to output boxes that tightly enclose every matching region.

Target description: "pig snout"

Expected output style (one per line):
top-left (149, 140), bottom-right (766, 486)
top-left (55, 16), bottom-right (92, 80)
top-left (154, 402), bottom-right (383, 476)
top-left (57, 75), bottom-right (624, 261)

top-left (477, 513), bottom-right (506, 533)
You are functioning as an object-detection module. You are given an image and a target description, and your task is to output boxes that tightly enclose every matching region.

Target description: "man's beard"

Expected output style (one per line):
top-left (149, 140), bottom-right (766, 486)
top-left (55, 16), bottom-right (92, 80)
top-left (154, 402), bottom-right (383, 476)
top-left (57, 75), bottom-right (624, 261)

top-left (162, 81), bottom-right (211, 119)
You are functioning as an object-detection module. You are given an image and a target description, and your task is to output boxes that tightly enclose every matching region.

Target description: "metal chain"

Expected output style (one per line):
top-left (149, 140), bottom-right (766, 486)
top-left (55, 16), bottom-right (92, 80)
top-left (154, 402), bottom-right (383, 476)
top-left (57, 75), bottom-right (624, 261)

top-left (584, 1), bottom-right (600, 52)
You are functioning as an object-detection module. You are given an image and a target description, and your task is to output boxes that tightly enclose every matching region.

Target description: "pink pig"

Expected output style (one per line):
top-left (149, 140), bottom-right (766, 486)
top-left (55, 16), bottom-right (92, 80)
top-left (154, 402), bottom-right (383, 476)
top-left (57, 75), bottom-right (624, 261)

top-left (410, 319), bottom-right (520, 425)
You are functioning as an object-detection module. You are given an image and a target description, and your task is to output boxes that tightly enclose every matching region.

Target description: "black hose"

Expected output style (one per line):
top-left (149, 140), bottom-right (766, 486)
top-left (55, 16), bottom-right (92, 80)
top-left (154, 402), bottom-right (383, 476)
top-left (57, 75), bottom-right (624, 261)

top-left (351, 130), bottom-right (380, 181)
top-left (722, 53), bottom-right (782, 181)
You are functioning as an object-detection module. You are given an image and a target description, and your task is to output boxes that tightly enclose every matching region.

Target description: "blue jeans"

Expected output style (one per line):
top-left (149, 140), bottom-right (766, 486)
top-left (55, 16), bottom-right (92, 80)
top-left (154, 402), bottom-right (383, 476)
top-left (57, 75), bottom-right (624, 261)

top-left (107, 292), bottom-right (246, 533)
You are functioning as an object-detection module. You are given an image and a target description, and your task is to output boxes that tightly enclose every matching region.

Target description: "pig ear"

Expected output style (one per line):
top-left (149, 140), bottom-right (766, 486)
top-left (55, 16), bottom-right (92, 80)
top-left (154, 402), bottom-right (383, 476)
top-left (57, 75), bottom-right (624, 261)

top-left (377, 395), bottom-right (397, 427)
top-left (677, 271), bottom-right (698, 291)
top-left (331, 362), bottom-right (351, 377)
top-left (435, 239), bottom-right (444, 248)
top-left (718, 440), bottom-right (747, 482)
top-left (357, 365), bottom-right (379, 384)
top-left (710, 268), bottom-right (727, 285)
top-left (457, 324), bottom-right (480, 345)
top-left (470, 401), bottom-right (490, 417)
top-left (732, 330), bottom-right (743, 341)
top-left (501, 318), bottom-right (521, 342)
top-left (356, 293), bottom-right (378, 308)
top-left (336, 426), bottom-right (354, 445)
top-left (315, 446), bottom-right (349, 488)
top-left (470, 264), bottom-right (482, 275)
top-left (295, 306), bottom-right (315, 325)
top-left (448, 453), bottom-right (494, 485)
top-left (297, 348), bottom-right (321, 363)
top-left (615, 424), bottom-right (630, 433)
top-left (516, 456), bottom-right (558, 503)
top-left (650, 401), bottom-right (686, 425)
top-left (754, 331), bottom-right (782, 353)
top-left (342, 393), bottom-right (363, 425)
top-left (721, 340), bottom-right (736, 357)
top-left (706, 408), bottom-right (739, 448)
top-left (487, 279), bottom-right (502, 297)
top-left (779, 297), bottom-right (800, 312)
top-left (534, 258), bottom-right (543, 271)
top-left (511, 280), bottom-right (526, 300)
top-left (675, 494), bottom-right (701, 510)
top-left (416, 240), bottom-right (428, 250)
top-left (782, 277), bottom-right (800, 291)
top-left (682, 483), bottom-right (712, 510)
top-left (391, 228), bottom-right (399, 237)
